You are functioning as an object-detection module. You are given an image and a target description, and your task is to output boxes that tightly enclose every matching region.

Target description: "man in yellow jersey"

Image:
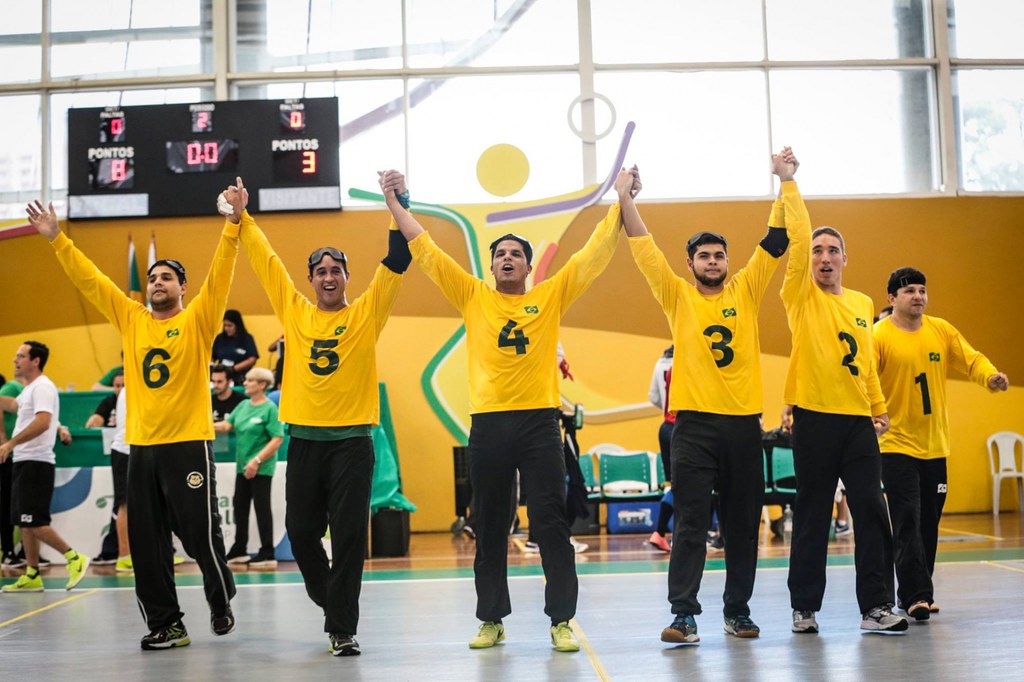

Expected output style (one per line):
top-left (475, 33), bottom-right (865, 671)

top-left (780, 179), bottom-right (908, 634)
top-left (875, 267), bottom-right (1008, 620)
top-left (228, 177), bottom-right (409, 657)
top-left (379, 167), bottom-right (628, 653)
top-left (621, 149), bottom-right (800, 643)
top-left (24, 188), bottom-right (240, 650)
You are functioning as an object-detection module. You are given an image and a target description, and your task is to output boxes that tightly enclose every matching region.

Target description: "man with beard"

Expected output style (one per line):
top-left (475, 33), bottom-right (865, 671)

top-left (874, 267), bottom-right (1008, 620)
top-left (621, 149), bottom-right (801, 643)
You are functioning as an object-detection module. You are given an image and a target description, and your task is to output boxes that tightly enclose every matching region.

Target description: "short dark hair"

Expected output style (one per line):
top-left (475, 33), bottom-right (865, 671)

top-left (489, 234), bottom-right (533, 265)
top-left (148, 259), bottom-right (187, 284)
top-left (210, 364), bottom-right (231, 380)
top-left (686, 231), bottom-right (728, 260)
top-left (887, 267), bottom-right (926, 296)
top-left (25, 340), bottom-right (49, 371)
top-left (811, 226), bottom-right (846, 253)
top-left (113, 369), bottom-right (125, 380)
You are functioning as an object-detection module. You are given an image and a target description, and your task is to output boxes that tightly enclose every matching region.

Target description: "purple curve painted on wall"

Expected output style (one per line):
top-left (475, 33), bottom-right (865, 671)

top-left (485, 120), bottom-right (635, 226)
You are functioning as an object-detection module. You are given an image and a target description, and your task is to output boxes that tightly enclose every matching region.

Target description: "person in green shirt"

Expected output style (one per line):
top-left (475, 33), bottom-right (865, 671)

top-left (214, 367), bottom-right (283, 568)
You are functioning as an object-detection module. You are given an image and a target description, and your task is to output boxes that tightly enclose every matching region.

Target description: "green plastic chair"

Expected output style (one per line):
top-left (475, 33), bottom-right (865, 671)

top-left (578, 453), bottom-right (602, 499)
top-left (598, 451), bottom-right (655, 499)
top-left (771, 446), bottom-right (798, 495)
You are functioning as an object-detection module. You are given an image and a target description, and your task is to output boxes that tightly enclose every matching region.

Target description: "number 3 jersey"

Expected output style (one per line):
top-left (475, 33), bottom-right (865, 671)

top-left (408, 204), bottom-right (621, 415)
top-left (240, 212), bottom-right (402, 427)
top-left (50, 225), bottom-right (239, 445)
top-left (629, 189), bottom-right (797, 417)
top-left (874, 315), bottom-right (999, 459)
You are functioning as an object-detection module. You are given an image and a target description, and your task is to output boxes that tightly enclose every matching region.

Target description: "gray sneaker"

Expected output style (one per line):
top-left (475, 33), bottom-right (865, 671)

top-left (792, 609), bottom-right (819, 633)
top-left (861, 604), bottom-right (909, 632)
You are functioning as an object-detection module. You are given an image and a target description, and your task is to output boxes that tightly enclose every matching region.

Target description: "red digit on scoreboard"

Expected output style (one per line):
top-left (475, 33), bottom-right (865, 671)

top-left (290, 111), bottom-right (304, 129)
top-left (111, 158), bottom-right (127, 181)
top-left (302, 150), bottom-right (317, 174)
top-left (111, 117), bottom-right (124, 136)
top-left (187, 142), bottom-right (202, 165)
top-left (203, 142), bottom-right (219, 164)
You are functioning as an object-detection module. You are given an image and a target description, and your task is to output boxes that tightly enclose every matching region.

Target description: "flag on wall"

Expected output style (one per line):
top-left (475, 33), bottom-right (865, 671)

top-left (147, 232), bottom-right (157, 271)
top-left (128, 236), bottom-right (143, 303)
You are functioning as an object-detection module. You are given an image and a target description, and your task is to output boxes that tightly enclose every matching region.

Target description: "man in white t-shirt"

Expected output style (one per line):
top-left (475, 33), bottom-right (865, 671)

top-left (0, 341), bottom-right (89, 592)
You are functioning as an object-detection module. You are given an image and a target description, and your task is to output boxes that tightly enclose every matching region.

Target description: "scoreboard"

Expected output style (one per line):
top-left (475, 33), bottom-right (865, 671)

top-left (67, 97), bottom-right (341, 219)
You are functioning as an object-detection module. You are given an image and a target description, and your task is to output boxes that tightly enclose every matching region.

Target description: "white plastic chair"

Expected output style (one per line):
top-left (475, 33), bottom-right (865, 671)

top-left (987, 431), bottom-right (1024, 515)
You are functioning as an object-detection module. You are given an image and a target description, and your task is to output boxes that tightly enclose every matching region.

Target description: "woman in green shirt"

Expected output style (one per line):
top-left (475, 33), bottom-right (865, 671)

top-left (215, 367), bottom-right (284, 568)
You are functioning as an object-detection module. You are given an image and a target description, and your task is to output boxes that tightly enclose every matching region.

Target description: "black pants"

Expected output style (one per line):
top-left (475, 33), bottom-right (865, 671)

top-left (285, 436), bottom-right (374, 636)
top-left (128, 441), bottom-right (235, 630)
top-left (788, 408), bottom-right (894, 613)
top-left (668, 412), bottom-right (763, 618)
top-left (0, 456), bottom-right (12, 554)
top-left (232, 474), bottom-right (275, 553)
top-left (470, 409), bottom-right (577, 624)
top-left (881, 453), bottom-right (947, 608)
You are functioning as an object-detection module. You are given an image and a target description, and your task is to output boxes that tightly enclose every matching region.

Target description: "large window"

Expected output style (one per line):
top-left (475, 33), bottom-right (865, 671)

top-left (0, 0), bottom-right (1020, 213)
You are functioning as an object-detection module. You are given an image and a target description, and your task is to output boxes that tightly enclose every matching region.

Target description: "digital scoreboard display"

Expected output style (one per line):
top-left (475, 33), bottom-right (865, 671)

top-left (68, 97), bottom-right (341, 219)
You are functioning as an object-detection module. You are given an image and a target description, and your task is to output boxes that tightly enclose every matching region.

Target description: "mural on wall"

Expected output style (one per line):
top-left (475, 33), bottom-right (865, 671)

top-left (351, 122), bottom-right (657, 444)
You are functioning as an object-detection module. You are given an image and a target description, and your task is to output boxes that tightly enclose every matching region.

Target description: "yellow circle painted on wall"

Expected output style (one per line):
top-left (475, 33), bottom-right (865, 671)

top-left (476, 143), bottom-right (530, 198)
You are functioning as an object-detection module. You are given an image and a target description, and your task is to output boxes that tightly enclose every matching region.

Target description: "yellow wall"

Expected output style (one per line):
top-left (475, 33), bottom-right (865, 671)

top-left (2, 194), bottom-right (1022, 529)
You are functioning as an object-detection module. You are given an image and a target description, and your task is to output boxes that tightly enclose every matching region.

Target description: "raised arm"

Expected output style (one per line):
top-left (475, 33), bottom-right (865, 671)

top-left (235, 181), bottom-right (303, 321)
top-left (777, 148), bottom-right (814, 308)
top-left (189, 178), bottom-right (242, 336)
top-left (616, 165), bottom-right (648, 238)
top-left (379, 170), bottom-right (423, 241)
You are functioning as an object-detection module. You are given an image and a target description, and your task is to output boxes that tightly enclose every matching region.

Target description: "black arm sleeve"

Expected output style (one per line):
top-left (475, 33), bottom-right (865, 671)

top-left (381, 228), bottom-right (413, 274)
top-left (758, 226), bottom-right (789, 258)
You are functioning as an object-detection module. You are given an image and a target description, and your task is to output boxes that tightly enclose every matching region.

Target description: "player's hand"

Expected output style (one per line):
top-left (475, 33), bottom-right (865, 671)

top-left (0, 440), bottom-right (13, 462)
top-left (559, 358), bottom-right (574, 381)
top-left (872, 413), bottom-right (890, 436)
top-left (989, 372), bottom-right (1010, 391)
top-left (613, 165), bottom-right (640, 201)
top-left (222, 177), bottom-right (248, 223)
top-left (378, 170), bottom-right (407, 203)
top-left (771, 147), bottom-right (798, 182)
top-left (58, 425), bottom-right (72, 445)
top-left (780, 404), bottom-right (794, 431)
top-left (25, 200), bottom-right (61, 240)
top-left (244, 459), bottom-right (259, 479)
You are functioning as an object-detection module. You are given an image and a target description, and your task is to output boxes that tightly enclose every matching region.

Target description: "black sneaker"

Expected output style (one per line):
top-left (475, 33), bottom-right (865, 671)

top-left (225, 547), bottom-right (250, 565)
top-left (211, 606), bottom-right (236, 636)
top-left (661, 614), bottom-right (699, 644)
top-left (91, 553), bottom-right (118, 566)
top-left (861, 604), bottom-right (909, 632)
top-left (2, 550), bottom-right (25, 568)
top-left (724, 614), bottom-right (760, 638)
top-left (141, 620), bottom-right (191, 650)
top-left (249, 549), bottom-right (278, 569)
top-left (328, 633), bottom-right (361, 656)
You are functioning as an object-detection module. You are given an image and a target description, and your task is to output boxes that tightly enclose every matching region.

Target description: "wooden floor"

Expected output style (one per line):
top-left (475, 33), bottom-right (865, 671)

top-left (2, 512), bottom-right (1023, 680)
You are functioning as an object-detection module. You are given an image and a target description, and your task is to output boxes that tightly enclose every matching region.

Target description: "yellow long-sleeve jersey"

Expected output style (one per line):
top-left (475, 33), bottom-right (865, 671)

top-left (409, 203), bottom-right (621, 414)
top-left (875, 315), bottom-right (999, 459)
top-left (240, 212), bottom-right (402, 427)
top-left (51, 224), bottom-right (239, 445)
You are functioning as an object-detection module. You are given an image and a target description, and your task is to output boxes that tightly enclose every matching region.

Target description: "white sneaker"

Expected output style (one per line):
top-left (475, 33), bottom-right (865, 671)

top-left (569, 537), bottom-right (588, 554)
top-left (792, 609), bottom-right (819, 633)
top-left (523, 541), bottom-right (540, 553)
top-left (861, 604), bottom-right (909, 632)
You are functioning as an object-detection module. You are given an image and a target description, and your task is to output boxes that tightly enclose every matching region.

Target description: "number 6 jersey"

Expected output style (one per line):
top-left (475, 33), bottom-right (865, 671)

top-left (50, 224), bottom-right (239, 445)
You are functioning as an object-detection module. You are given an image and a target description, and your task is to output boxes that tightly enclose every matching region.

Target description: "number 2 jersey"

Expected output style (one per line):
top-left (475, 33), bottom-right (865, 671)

top-left (780, 185), bottom-right (885, 418)
top-left (50, 224), bottom-right (238, 446)
top-left (240, 212), bottom-right (402, 427)
top-left (874, 315), bottom-right (999, 459)
top-left (408, 204), bottom-right (621, 415)
top-left (629, 187), bottom-right (799, 416)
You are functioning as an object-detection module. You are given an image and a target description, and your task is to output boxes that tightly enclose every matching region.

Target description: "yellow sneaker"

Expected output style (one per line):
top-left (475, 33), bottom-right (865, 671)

top-left (173, 555), bottom-right (186, 566)
top-left (116, 556), bottom-right (134, 572)
top-left (3, 572), bottom-right (45, 593)
top-left (468, 621), bottom-right (505, 649)
top-left (65, 552), bottom-right (89, 590)
top-left (550, 621), bottom-right (580, 652)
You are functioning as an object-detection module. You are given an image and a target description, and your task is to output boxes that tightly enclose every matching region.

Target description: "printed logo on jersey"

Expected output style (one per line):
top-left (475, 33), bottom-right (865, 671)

top-left (186, 471), bottom-right (204, 489)
top-left (524, 306), bottom-right (539, 314)
top-left (166, 328), bottom-right (180, 338)
top-left (20, 514), bottom-right (33, 523)
top-left (855, 318), bottom-right (868, 328)
top-left (937, 483), bottom-right (947, 493)
top-left (929, 352), bottom-right (941, 362)
top-left (722, 308), bottom-right (736, 318)
top-left (334, 326), bottom-right (348, 335)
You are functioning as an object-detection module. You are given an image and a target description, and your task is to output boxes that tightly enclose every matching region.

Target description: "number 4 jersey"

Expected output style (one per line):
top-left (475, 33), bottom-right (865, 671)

top-left (50, 224), bottom-right (239, 445)
top-left (874, 315), bottom-right (999, 458)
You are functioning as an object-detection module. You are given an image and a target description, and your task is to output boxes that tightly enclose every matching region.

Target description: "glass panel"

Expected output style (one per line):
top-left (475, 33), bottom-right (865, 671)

top-left (50, 88), bottom-right (205, 194)
top-left (239, 79), bottom-right (405, 204)
top-left (770, 69), bottom-right (938, 194)
top-left (0, 45), bottom-right (41, 84)
top-left (955, 69), bottom-right (1024, 191)
top-left (406, 74), bottom-right (583, 204)
top-left (1, 4), bottom-right (41, 33)
top-left (594, 71), bottom-right (770, 198)
top-left (406, 0), bottom-right (577, 67)
top-left (592, 0), bottom-right (763, 63)
top-left (51, 40), bottom-right (202, 80)
top-left (237, 0), bottom-right (403, 72)
top-left (0, 95), bottom-right (42, 219)
top-left (767, 0), bottom-right (930, 60)
top-left (950, 0), bottom-right (1024, 58)
top-left (51, 0), bottom-right (200, 31)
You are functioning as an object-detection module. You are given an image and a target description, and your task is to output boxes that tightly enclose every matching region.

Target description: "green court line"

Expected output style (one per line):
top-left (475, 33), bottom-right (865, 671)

top-left (13, 546), bottom-right (1023, 590)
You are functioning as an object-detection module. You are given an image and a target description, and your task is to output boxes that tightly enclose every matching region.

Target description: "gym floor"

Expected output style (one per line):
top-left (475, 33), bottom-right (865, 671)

top-left (2, 513), bottom-right (1022, 681)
